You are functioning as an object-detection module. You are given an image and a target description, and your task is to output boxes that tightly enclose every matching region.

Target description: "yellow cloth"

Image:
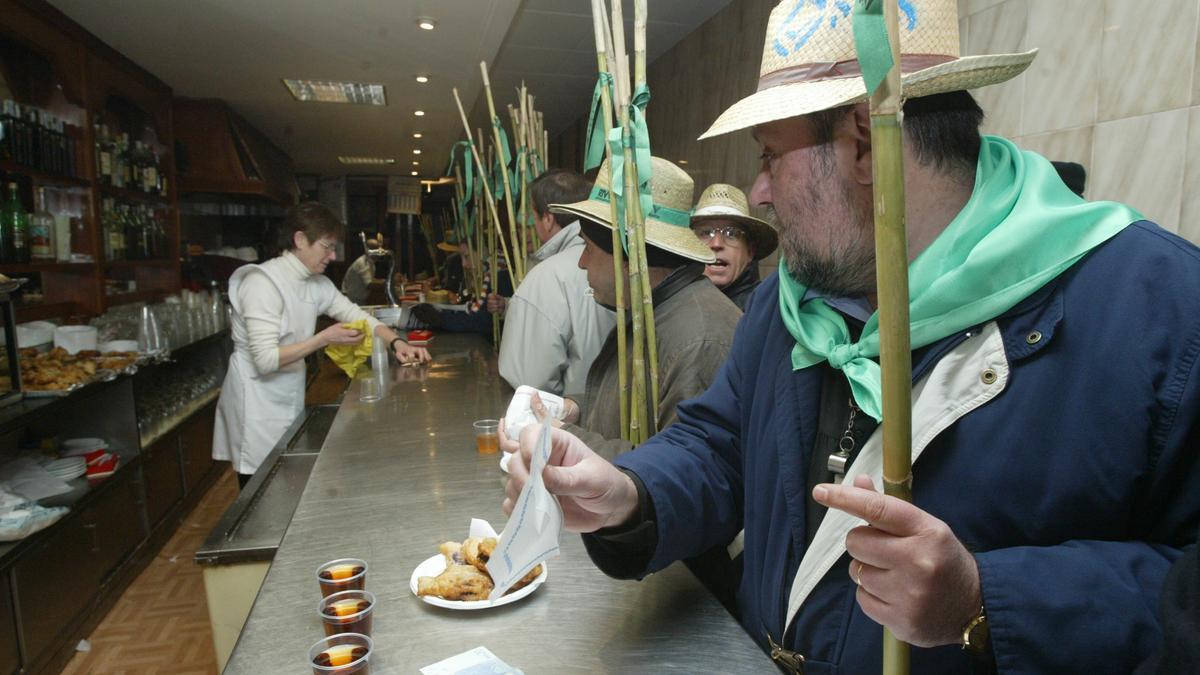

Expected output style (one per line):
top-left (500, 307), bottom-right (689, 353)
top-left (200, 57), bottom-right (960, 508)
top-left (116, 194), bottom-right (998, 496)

top-left (323, 319), bottom-right (372, 377)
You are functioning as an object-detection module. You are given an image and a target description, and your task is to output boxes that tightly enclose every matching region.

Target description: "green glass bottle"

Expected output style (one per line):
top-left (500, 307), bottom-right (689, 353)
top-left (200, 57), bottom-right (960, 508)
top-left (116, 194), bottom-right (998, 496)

top-left (4, 182), bottom-right (29, 263)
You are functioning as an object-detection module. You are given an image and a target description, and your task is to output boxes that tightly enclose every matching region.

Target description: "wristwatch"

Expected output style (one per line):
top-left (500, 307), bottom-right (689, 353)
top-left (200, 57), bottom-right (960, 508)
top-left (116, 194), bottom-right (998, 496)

top-left (961, 604), bottom-right (990, 654)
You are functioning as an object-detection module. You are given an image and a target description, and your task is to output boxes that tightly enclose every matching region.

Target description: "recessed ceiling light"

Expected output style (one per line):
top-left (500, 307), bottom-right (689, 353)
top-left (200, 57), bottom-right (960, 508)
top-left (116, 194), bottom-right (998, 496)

top-left (283, 79), bottom-right (386, 105)
top-left (415, 75), bottom-right (430, 84)
top-left (411, 171), bottom-right (419, 176)
top-left (679, 160), bottom-right (689, 165)
top-left (412, 161), bottom-right (420, 166)
top-left (413, 149), bottom-right (422, 155)
top-left (417, 19), bottom-right (436, 30)
top-left (338, 156), bottom-right (397, 165)
top-left (414, 110), bottom-right (425, 116)
top-left (413, 133), bottom-right (423, 139)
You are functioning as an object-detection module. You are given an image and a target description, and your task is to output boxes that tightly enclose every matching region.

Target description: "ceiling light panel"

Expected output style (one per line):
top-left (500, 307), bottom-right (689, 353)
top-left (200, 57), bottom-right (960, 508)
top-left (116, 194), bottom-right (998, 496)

top-left (284, 79), bottom-right (387, 105)
top-left (338, 156), bottom-right (397, 165)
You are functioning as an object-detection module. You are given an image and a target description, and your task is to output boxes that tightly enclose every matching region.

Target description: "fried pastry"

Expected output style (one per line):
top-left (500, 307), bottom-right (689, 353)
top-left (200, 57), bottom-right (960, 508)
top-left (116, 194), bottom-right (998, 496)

top-left (461, 536), bottom-right (497, 574)
top-left (417, 563), bottom-right (494, 601)
top-left (509, 564), bottom-right (543, 593)
top-left (439, 541), bottom-right (464, 565)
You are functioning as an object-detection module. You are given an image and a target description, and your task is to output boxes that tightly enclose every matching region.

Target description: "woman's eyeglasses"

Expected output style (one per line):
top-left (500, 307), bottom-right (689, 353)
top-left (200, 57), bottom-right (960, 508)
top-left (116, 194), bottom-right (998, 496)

top-left (693, 224), bottom-right (747, 245)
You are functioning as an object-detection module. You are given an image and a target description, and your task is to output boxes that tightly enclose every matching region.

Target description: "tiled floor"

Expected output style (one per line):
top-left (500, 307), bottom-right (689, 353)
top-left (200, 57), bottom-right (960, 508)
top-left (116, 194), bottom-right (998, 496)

top-left (59, 468), bottom-right (238, 675)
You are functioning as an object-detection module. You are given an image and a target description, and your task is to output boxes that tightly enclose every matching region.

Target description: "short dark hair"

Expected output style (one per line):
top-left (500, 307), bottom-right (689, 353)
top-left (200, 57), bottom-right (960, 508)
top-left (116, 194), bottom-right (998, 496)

top-left (278, 202), bottom-right (344, 253)
top-left (808, 90), bottom-right (985, 178)
top-left (578, 217), bottom-right (693, 270)
top-left (530, 169), bottom-right (592, 228)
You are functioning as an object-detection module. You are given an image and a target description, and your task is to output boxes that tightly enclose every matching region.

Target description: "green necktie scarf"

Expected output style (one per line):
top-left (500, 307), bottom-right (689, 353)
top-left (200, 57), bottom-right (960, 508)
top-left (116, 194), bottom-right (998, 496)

top-left (779, 136), bottom-right (1142, 421)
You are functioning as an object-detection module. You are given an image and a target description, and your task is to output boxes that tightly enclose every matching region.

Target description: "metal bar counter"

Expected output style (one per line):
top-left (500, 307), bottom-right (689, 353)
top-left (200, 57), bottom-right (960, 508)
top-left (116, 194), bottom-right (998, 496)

top-left (223, 334), bottom-right (771, 674)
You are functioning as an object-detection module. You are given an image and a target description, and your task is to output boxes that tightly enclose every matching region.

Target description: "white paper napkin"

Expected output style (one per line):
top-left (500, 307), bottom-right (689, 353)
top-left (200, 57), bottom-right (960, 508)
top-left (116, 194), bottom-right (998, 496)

top-left (486, 421), bottom-right (562, 599)
top-left (504, 386), bottom-right (565, 439)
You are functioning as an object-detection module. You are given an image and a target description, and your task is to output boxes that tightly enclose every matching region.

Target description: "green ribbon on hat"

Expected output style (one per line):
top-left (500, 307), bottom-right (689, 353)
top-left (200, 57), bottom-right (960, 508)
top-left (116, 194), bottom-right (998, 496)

top-left (852, 0), bottom-right (894, 97)
top-left (777, 136), bottom-right (1140, 422)
top-left (588, 186), bottom-right (691, 227)
top-left (584, 72), bottom-right (615, 172)
top-left (601, 83), bottom-right (655, 254)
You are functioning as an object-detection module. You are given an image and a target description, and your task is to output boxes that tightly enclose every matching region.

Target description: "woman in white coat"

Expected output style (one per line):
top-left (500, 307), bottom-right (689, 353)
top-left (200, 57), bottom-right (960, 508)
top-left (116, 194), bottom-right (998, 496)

top-left (213, 203), bottom-right (430, 487)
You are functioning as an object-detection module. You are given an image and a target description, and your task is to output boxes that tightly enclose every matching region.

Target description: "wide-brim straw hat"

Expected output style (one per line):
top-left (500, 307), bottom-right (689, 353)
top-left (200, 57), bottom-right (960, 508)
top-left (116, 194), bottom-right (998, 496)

top-left (700, 0), bottom-right (1037, 140)
top-left (550, 157), bottom-right (715, 264)
top-left (690, 184), bottom-right (778, 260)
top-left (436, 228), bottom-right (460, 253)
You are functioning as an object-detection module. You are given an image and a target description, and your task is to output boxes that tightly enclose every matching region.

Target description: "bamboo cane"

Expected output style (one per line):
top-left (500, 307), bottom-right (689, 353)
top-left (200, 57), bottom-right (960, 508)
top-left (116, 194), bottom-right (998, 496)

top-left (608, 0), bottom-right (652, 443)
top-left (519, 84), bottom-right (532, 261)
top-left (591, 0), bottom-right (631, 440)
top-left (480, 62), bottom-right (525, 285)
top-left (868, 2), bottom-right (913, 674)
top-left (451, 88), bottom-right (513, 347)
top-left (631, 0), bottom-right (659, 434)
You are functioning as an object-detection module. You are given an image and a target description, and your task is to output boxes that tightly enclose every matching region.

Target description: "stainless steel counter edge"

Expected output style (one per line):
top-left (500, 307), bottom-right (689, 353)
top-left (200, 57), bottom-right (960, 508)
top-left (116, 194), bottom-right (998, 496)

top-left (222, 335), bottom-right (771, 674)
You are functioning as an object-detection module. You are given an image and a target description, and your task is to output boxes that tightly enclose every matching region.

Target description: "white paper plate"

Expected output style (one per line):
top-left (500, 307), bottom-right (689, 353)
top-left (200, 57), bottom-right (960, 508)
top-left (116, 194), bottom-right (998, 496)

top-left (409, 553), bottom-right (547, 610)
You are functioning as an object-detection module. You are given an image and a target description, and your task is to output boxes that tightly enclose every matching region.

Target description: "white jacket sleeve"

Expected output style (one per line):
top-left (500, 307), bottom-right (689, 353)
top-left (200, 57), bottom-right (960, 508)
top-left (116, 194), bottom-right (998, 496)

top-left (319, 277), bottom-right (383, 332)
top-left (498, 293), bottom-right (571, 395)
top-left (237, 271), bottom-right (285, 375)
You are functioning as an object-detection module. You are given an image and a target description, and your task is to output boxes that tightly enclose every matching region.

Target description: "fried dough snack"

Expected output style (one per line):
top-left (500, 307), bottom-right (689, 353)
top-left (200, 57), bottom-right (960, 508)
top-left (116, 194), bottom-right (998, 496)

top-left (417, 564), bottom-right (494, 601)
top-left (418, 537), bottom-right (544, 602)
top-left (461, 536), bottom-right (497, 574)
top-left (19, 347), bottom-right (100, 391)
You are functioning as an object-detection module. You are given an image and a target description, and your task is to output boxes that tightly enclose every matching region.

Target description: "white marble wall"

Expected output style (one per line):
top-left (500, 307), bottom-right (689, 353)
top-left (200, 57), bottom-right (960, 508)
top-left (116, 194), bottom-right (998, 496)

top-left (959, 0), bottom-right (1200, 242)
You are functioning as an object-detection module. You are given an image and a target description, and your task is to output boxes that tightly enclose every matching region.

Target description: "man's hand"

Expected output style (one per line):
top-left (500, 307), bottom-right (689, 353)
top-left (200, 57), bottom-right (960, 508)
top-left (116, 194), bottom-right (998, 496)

top-left (390, 340), bottom-right (431, 365)
top-left (812, 475), bottom-right (982, 648)
top-left (503, 425), bottom-right (638, 533)
top-left (486, 293), bottom-right (507, 314)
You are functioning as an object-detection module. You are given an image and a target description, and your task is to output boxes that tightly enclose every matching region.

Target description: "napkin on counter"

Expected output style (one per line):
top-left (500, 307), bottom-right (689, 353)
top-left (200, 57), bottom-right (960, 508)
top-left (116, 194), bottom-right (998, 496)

top-left (504, 386), bottom-right (565, 439)
top-left (323, 319), bottom-right (372, 377)
top-left (486, 421), bottom-right (562, 599)
top-left (420, 646), bottom-right (523, 675)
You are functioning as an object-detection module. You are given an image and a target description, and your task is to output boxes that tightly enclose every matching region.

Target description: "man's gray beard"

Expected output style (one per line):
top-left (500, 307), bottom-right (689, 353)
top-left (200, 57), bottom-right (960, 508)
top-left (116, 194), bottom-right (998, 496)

top-left (768, 186), bottom-right (875, 297)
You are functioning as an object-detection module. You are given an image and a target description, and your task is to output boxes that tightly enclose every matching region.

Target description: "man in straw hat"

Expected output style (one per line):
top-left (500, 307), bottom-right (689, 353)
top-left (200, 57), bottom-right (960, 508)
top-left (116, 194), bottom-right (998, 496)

top-left (503, 0), bottom-right (1200, 671)
top-left (498, 168), bottom-right (616, 396)
top-left (690, 183), bottom-right (778, 309)
top-left (340, 236), bottom-right (382, 305)
top-left (514, 156), bottom-right (741, 460)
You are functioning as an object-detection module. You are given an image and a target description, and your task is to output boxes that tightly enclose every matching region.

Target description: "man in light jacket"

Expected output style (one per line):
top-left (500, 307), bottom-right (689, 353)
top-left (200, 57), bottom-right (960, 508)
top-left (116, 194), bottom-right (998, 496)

top-left (498, 169), bottom-right (615, 396)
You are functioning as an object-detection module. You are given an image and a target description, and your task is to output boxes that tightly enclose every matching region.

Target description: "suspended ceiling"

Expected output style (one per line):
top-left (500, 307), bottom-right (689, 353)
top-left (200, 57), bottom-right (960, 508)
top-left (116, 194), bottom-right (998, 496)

top-left (47, 0), bottom-right (732, 177)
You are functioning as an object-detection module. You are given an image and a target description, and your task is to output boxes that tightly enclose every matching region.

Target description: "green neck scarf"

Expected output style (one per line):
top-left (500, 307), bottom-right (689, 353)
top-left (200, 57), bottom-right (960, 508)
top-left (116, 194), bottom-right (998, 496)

top-left (779, 135), bottom-right (1142, 422)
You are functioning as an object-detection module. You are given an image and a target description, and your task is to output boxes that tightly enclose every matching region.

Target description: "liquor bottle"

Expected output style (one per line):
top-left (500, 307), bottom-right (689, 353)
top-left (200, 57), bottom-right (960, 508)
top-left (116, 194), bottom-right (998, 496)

top-left (4, 182), bottom-right (30, 263)
top-left (0, 100), bottom-right (15, 161)
top-left (96, 120), bottom-right (113, 186)
top-left (24, 107), bottom-right (41, 171)
top-left (121, 134), bottom-right (133, 188)
top-left (143, 145), bottom-right (159, 194)
top-left (63, 120), bottom-right (78, 178)
top-left (29, 187), bottom-right (54, 260)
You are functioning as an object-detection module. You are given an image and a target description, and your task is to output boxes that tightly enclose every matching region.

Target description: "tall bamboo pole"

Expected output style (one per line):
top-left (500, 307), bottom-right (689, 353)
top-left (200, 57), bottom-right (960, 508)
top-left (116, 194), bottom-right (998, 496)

top-left (480, 62), bottom-right (525, 285)
top-left (451, 88), bottom-right (512, 348)
top-left (868, 2), bottom-right (912, 674)
top-left (590, 0), bottom-right (630, 440)
top-left (632, 0), bottom-right (659, 434)
top-left (609, 0), bottom-right (651, 443)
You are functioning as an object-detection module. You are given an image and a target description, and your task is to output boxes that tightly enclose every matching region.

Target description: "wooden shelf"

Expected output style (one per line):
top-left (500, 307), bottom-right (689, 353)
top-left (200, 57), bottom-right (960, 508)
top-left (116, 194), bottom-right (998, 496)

top-left (104, 289), bottom-right (172, 308)
top-left (0, 160), bottom-right (91, 188)
top-left (0, 262), bottom-right (95, 274)
top-left (103, 259), bottom-right (176, 269)
top-left (99, 184), bottom-right (169, 205)
top-left (14, 301), bottom-right (81, 322)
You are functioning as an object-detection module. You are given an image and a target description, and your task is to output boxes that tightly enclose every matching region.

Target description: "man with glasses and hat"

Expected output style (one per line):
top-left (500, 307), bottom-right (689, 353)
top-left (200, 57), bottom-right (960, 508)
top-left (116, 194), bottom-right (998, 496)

top-left (502, 1), bottom-right (1200, 672)
top-left (690, 184), bottom-right (778, 309)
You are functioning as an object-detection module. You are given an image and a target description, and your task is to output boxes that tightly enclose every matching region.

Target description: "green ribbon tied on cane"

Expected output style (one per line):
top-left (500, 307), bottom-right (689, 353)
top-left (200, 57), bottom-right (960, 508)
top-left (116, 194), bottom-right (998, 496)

top-left (603, 84), bottom-right (654, 252)
top-left (446, 141), bottom-right (475, 236)
top-left (852, 0), bottom-right (894, 96)
top-left (584, 72), bottom-right (615, 172)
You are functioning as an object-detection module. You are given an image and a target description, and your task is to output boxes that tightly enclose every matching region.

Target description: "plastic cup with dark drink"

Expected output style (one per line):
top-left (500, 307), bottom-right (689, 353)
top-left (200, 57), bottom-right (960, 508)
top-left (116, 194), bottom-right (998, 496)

top-left (473, 419), bottom-right (500, 454)
top-left (319, 589), bottom-right (375, 637)
top-left (316, 558), bottom-right (367, 598)
top-left (308, 633), bottom-right (372, 675)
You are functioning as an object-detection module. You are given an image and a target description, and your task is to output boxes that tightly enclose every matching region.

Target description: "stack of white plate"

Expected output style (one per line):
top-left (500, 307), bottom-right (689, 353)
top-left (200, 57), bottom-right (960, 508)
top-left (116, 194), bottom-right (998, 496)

top-left (62, 438), bottom-right (106, 456)
top-left (44, 457), bottom-right (86, 481)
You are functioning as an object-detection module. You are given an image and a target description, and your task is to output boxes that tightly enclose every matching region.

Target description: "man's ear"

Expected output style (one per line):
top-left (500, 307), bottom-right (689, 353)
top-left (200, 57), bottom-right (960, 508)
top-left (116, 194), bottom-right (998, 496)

top-left (849, 102), bottom-right (873, 186)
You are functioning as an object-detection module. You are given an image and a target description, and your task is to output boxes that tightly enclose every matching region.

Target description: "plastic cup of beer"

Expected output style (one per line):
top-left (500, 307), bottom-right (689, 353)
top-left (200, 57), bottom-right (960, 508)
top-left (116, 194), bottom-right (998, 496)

top-left (473, 419), bottom-right (500, 454)
top-left (316, 558), bottom-right (367, 598)
top-left (308, 633), bottom-right (372, 675)
top-left (319, 589), bottom-right (375, 637)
